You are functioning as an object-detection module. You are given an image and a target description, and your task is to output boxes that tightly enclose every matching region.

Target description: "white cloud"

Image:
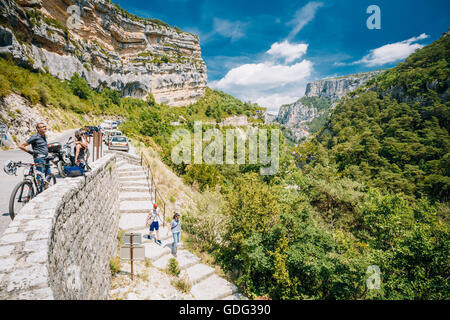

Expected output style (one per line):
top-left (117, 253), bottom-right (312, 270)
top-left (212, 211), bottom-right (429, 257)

top-left (267, 40), bottom-right (308, 63)
top-left (355, 33), bottom-right (429, 67)
top-left (211, 60), bottom-right (313, 90)
top-left (210, 59), bottom-right (313, 114)
top-left (254, 94), bottom-right (300, 114)
top-left (212, 18), bottom-right (248, 42)
top-left (287, 2), bottom-right (324, 40)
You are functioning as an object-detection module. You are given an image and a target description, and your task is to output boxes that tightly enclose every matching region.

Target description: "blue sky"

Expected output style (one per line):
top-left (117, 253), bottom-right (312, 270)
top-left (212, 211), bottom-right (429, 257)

top-left (113, 0), bottom-right (450, 114)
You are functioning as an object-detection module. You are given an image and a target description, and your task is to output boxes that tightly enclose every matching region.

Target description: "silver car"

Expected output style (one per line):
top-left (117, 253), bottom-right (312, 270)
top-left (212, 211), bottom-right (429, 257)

top-left (108, 136), bottom-right (129, 152)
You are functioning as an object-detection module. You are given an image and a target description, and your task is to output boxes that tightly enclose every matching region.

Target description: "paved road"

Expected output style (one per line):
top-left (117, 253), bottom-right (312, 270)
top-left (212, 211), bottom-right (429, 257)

top-left (0, 129), bottom-right (99, 236)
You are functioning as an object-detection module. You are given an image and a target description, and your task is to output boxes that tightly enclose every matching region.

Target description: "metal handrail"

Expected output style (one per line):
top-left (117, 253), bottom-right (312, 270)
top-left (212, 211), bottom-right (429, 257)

top-left (140, 152), bottom-right (166, 227)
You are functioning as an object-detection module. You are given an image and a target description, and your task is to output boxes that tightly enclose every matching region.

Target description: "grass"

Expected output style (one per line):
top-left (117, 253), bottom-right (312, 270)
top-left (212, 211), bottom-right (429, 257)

top-left (171, 276), bottom-right (192, 294)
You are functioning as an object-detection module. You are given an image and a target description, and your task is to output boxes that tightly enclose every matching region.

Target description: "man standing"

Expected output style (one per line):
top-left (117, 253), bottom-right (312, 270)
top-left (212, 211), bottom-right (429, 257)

top-left (19, 123), bottom-right (51, 181)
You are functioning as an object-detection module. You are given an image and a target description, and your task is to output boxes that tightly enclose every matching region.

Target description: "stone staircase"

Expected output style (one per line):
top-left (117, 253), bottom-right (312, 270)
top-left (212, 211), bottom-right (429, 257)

top-left (115, 157), bottom-right (246, 300)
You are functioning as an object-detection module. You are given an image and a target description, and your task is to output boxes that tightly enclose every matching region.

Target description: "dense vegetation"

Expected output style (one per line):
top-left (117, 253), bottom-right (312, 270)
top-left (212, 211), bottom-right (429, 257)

top-left (300, 32), bottom-right (450, 201)
top-left (173, 33), bottom-right (450, 299)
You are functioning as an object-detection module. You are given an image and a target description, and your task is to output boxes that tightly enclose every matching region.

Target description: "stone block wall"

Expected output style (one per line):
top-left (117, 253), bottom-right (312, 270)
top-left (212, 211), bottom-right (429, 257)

top-left (0, 154), bottom-right (119, 299)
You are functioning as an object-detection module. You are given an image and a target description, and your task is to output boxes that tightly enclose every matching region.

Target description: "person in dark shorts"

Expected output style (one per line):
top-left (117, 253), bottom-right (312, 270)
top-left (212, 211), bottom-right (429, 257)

top-left (19, 122), bottom-right (51, 182)
top-left (145, 203), bottom-right (163, 245)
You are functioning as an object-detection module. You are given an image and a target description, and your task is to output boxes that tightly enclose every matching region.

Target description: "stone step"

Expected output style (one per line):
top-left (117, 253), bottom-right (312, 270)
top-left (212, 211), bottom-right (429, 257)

top-left (143, 241), bottom-right (172, 261)
top-left (185, 264), bottom-right (216, 285)
top-left (142, 231), bottom-right (173, 243)
top-left (119, 192), bottom-right (153, 201)
top-left (120, 201), bottom-right (154, 213)
top-left (119, 213), bottom-right (148, 230)
top-left (117, 169), bottom-right (147, 178)
top-left (190, 274), bottom-right (238, 300)
top-left (117, 164), bottom-right (143, 172)
top-left (119, 176), bottom-right (148, 182)
top-left (152, 249), bottom-right (200, 271)
top-left (120, 186), bottom-right (152, 193)
top-left (120, 181), bottom-right (150, 187)
top-left (120, 226), bottom-right (172, 242)
top-left (116, 160), bottom-right (128, 167)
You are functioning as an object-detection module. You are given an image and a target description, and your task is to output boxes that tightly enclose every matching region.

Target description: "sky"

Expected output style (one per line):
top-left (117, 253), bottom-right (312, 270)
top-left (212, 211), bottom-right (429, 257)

top-left (113, 0), bottom-right (450, 114)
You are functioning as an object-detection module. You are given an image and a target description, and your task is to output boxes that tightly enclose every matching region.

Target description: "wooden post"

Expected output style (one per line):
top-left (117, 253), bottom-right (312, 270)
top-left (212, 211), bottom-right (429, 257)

top-left (130, 232), bottom-right (134, 281)
top-left (100, 132), bottom-right (103, 158)
top-left (96, 132), bottom-right (100, 161)
top-left (92, 131), bottom-right (96, 162)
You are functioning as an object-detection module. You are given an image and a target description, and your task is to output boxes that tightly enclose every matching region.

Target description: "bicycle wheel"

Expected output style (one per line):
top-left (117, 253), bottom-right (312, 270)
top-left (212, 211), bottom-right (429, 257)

top-left (9, 181), bottom-right (34, 220)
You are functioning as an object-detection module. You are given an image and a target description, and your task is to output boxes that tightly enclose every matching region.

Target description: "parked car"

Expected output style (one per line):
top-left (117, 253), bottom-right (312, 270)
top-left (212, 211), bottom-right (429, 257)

top-left (108, 136), bottom-right (129, 152)
top-left (107, 130), bottom-right (123, 144)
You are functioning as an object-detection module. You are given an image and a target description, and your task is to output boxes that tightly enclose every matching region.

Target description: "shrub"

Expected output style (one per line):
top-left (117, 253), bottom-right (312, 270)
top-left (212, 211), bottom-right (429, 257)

top-left (68, 73), bottom-right (91, 100)
top-left (167, 258), bottom-right (181, 277)
top-left (110, 257), bottom-right (121, 276)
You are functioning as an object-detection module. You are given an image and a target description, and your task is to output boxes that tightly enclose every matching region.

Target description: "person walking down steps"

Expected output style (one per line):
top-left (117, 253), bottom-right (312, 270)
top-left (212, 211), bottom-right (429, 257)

top-left (146, 203), bottom-right (163, 245)
top-left (169, 212), bottom-right (181, 257)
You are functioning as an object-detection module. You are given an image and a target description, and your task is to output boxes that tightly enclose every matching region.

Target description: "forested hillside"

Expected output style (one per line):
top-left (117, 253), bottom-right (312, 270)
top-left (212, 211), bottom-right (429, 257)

top-left (159, 32), bottom-right (449, 300)
top-left (300, 31), bottom-right (449, 201)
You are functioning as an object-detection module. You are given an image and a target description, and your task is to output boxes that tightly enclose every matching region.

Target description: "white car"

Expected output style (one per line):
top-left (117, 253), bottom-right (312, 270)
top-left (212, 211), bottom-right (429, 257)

top-left (108, 136), bottom-right (129, 152)
top-left (107, 130), bottom-right (122, 144)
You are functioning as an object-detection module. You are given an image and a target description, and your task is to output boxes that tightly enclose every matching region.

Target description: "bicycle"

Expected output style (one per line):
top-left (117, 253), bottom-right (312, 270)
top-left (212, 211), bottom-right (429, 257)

top-left (4, 158), bottom-right (57, 220)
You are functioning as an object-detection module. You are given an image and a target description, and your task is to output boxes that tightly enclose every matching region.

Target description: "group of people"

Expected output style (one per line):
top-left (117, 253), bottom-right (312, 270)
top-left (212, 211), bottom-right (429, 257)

top-left (146, 203), bottom-right (182, 256)
top-left (20, 123), bottom-right (182, 255)
top-left (19, 123), bottom-right (91, 180)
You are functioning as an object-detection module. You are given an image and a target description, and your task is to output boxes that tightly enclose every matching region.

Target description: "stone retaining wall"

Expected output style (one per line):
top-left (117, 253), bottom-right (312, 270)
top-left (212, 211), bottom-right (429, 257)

top-left (0, 154), bottom-right (119, 299)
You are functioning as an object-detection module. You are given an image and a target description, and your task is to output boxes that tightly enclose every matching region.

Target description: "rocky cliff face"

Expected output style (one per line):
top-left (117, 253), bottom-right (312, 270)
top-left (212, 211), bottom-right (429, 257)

top-left (0, 0), bottom-right (207, 106)
top-left (304, 70), bottom-right (384, 101)
top-left (274, 70), bottom-right (385, 142)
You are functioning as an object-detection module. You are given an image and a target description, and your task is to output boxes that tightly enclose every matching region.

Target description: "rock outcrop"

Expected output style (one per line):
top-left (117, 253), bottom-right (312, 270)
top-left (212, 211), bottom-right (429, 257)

top-left (274, 70), bottom-right (385, 142)
top-left (304, 70), bottom-right (384, 101)
top-left (0, 0), bottom-right (207, 106)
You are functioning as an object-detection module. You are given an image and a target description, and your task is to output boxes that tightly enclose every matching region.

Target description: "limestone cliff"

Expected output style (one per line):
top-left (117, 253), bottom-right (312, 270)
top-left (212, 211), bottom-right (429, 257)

top-left (274, 70), bottom-right (385, 142)
top-left (0, 0), bottom-right (207, 106)
top-left (304, 70), bottom-right (384, 101)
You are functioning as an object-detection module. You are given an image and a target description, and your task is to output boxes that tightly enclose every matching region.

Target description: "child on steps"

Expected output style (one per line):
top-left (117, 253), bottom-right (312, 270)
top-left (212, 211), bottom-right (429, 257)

top-left (145, 203), bottom-right (163, 245)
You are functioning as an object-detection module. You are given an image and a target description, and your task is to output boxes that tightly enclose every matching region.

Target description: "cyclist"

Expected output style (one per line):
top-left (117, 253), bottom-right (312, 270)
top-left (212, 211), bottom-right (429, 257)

top-left (18, 122), bottom-right (51, 185)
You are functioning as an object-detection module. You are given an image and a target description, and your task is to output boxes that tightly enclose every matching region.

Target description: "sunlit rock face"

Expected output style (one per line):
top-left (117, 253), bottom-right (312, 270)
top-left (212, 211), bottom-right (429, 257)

top-left (274, 71), bottom-right (384, 142)
top-left (0, 0), bottom-right (207, 106)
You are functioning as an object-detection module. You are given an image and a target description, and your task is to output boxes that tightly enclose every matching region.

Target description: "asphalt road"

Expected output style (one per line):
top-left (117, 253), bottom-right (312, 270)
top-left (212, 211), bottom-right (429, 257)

top-left (0, 129), bottom-right (99, 236)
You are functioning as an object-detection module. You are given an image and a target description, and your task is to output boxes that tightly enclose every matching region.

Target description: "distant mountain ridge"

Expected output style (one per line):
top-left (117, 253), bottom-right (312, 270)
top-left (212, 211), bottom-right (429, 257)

top-left (273, 70), bottom-right (385, 142)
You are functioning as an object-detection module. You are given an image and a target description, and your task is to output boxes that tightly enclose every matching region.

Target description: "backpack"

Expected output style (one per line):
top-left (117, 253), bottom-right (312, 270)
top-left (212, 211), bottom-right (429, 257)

top-left (64, 165), bottom-right (85, 177)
